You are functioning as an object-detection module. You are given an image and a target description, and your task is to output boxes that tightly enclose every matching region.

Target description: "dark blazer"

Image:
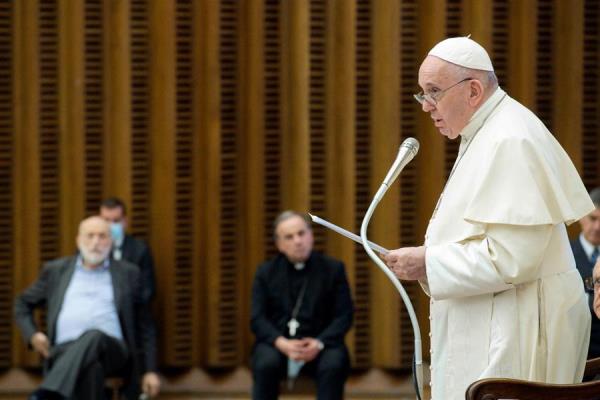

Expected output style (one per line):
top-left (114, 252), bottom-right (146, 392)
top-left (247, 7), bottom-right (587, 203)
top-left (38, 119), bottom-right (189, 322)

top-left (118, 234), bottom-right (156, 304)
top-left (14, 256), bottom-right (157, 398)
top-left (250, 251), bottom-right (353, 348)
top-left (571, 238), bottom-right (600, 359)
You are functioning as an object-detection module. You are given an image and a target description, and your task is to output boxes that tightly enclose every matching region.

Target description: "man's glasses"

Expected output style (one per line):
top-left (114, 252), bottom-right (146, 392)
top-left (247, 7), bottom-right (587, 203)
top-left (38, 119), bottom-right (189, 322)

top-left (413, 77), bottom-right (473, 106)
top-left (584, 276), bottom-right (600, 292)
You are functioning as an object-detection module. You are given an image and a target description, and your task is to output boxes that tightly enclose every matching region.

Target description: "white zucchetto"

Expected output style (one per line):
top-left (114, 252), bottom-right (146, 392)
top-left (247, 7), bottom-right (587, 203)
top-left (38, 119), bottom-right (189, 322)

top-left (428, 36), bottom-right (494, 72)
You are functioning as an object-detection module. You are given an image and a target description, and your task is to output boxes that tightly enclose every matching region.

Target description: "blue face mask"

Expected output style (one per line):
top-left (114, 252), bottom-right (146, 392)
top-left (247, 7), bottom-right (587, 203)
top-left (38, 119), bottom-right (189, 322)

top-left (110, 222), bottom-right (125, 244)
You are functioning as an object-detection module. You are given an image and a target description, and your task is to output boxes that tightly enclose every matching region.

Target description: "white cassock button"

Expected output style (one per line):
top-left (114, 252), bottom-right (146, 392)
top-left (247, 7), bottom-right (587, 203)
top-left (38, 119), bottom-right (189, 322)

top-left (428, 332), bottom-right (432, 337)
top-left (429, 365), bottom-right (433, 370)
top-left (429, 381), bottom-right (433, 387)
top-left (428, 315), bottom-right (432, 320)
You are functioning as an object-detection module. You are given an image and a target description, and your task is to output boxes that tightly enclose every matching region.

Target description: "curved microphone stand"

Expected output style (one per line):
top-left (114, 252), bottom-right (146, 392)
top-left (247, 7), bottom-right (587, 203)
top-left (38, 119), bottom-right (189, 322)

top-left (359, 137), bottom-right (423, 399)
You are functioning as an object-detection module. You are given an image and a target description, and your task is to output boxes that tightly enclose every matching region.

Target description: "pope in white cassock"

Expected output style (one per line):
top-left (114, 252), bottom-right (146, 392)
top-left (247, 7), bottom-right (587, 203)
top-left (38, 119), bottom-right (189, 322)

top-left (384, 37), bottom-right (594, 400)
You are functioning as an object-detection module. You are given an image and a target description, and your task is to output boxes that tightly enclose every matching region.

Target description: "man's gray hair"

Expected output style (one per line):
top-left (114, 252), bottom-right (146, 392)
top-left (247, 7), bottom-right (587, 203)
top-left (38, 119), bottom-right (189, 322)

top-left (450, 63), bottom-right (498, 91)
top-left (273, 210), bottom-right (312, 240)
top-left (590, 187), bottom-right (600, 208)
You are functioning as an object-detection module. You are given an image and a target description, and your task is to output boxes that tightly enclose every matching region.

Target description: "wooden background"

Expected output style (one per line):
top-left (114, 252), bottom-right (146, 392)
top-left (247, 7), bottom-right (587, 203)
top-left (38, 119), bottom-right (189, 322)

top-left (1, 0), bottom-right (599, 395)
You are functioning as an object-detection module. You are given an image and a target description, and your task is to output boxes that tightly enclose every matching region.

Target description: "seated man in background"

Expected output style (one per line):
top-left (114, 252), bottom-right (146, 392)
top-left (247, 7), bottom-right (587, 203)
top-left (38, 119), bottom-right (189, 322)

top-left (100, 197), bottom-right (156, 304)
top-left (14, 216), bottom-right (160, 400)
top-left (250, 211), bottom-right (354, 400)
top-left (572, 187), bottom-right (600, 359)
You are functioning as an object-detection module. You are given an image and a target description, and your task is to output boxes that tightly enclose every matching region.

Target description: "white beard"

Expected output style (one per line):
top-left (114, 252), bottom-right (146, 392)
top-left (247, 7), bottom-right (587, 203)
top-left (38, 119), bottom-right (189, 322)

top-left (79, 246), bottom-right (110, 266)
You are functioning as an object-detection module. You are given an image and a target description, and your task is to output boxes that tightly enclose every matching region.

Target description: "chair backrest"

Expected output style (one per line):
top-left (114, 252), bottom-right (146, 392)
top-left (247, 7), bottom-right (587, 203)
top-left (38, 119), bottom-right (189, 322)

top-left (465, 357), bottom-right (600, 400)
top-left (466, 378), bottom-right (600, 400)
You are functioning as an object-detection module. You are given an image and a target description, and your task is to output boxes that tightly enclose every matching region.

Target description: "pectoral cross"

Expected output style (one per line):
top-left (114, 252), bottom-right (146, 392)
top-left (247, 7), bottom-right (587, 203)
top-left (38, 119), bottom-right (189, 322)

top-left (288, 318), bottom-right (300, 336)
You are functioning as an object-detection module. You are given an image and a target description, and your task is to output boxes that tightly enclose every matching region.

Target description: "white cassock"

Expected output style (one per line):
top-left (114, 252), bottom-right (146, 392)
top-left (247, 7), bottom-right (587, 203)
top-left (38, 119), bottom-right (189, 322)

top-left (423, 87), bottom-right (594, 400)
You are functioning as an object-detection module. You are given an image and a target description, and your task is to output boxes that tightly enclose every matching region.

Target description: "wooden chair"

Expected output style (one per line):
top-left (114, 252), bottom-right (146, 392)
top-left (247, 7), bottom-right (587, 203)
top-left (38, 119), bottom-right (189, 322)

top-left (465, 358), bottom-right (600, 400)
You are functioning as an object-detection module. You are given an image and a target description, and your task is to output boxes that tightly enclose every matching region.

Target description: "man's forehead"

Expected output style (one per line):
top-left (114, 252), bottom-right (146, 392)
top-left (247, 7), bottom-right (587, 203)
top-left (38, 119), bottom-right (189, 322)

top-left (418, 56), bottom-right (454, 87)
top-left (80, 217), bottom-right (110, 234)
top-left (276, 216), bottom-right (308, 235)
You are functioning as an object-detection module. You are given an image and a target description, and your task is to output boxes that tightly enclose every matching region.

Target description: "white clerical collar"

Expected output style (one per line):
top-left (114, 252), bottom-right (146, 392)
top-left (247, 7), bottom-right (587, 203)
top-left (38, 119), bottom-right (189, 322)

top-left (579, 233), bottom-right (599, 260)
top-left (294, 262), bottom-right (305, 271)
top-left (459, 87), bottom-right (506, 145)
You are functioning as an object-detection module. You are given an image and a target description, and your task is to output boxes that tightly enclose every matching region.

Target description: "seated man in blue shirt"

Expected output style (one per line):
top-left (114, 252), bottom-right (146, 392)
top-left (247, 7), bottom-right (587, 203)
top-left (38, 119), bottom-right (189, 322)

top-left (14, 216), bottom-right (161, 400)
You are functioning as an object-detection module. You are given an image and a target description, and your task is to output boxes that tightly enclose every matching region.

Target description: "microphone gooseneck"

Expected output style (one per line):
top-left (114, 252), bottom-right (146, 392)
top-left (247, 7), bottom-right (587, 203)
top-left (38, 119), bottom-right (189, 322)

top-left (360, 137), bottom-right (423, 400)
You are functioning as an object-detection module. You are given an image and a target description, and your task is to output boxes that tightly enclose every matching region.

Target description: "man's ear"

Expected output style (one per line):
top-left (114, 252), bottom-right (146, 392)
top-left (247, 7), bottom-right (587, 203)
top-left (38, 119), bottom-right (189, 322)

top-left (468, 80), bottom-right (485, 106)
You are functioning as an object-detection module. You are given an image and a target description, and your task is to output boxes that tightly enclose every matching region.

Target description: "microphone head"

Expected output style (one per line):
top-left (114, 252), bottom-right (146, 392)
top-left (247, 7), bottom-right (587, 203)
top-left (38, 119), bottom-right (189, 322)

top-left (401, 137), bottom-right (419, 156)
top-left (382, 137), bottom-right (420, 186)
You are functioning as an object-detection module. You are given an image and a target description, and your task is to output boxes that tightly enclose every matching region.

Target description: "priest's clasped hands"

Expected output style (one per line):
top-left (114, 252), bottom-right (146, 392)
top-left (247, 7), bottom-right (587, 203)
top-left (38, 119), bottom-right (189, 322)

top-left (275, 336), bottom-right (323, 362)
top-left (384, 246), bottom-right (427, 281)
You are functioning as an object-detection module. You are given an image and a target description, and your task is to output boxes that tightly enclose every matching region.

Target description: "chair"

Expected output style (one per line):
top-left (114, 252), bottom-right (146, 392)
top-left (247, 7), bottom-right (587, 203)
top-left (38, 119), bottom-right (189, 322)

top-left (465, 358), bottom-right (600, 400)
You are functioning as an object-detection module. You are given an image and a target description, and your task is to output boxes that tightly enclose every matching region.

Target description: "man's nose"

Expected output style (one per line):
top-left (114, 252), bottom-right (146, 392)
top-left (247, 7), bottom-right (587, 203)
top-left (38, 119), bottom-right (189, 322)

top-left (422, 101), bottom-right (434, 112)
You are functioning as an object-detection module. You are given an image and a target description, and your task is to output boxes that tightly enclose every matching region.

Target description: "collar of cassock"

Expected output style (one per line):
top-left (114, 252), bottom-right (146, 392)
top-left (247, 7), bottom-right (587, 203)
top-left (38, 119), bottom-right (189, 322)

top-left (459, 87), bottom-right (506, 145)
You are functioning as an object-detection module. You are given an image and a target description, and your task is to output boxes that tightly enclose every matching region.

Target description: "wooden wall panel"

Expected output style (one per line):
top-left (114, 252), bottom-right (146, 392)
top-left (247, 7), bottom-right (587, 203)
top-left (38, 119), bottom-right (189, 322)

top-left (3, 0), bottom-right (600, 392)
top-left (509, 0), bottom-right (537, 109)
top-left (536, 0), bottom-right (554, 129)
top-left (0, 0), bottom-right (12, 369)
top-left (84, 0), bottom-right (105, 216)
top-left (581, 0), bottom-right (600, 188)
top-left (149, 0), bottom-right (178, 366)
top-left (325, 0), bottom-right (356, 360)
top-left (397, 0), bottom-right (420, 369)
top-left (103, 0), bottom-right (132, 205)
top-left (370, 0), bottom-right (400, 367)
top-left (129, 0), bottom-right (151, 241)
top-left (215, 0), bottom-right (243, 366)
top-left (553, 0), bottom-right (583, 166)
top-left (58, 0), bottom-right (85, 249)
top-left (239, 0), bottom-right (265, 359)
top-left (12, 0), bottom-right (41, 368)
top-left (39, 0), bottom-right (61, 266)
top-left (309, 0), bottom-right (327, 253)
top-left (353, 0), bottom-right (372, 368)
top-left (263, 0), bottom-right (281, 260)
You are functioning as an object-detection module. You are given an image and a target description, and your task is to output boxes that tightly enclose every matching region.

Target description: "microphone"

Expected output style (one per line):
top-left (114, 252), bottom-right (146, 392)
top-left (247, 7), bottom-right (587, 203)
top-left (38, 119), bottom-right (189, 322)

top-left (382, 137), bottom-right (420, 186)
top-left (360, 136), bottom-right (422, 399)
top-left (374, 138), bottom-right (420, 203)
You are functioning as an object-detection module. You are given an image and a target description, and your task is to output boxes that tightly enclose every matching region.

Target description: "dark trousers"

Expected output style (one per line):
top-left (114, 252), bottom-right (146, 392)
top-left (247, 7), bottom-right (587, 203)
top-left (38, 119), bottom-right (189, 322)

top-left (41, 330), bottom-right (129, 400)
top-left (251, 342), bottom-right (349, 400)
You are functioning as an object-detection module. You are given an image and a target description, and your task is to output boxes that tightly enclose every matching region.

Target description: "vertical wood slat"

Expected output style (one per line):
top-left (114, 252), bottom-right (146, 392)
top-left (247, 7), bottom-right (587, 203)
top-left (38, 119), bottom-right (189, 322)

top-left (262, 0), bottom-right (281, 261)
top-left (509, 0), bottom-right (537, 109)
top-left (58, 0), bottom-right (85, 250)
top-left (581, 0), bottom-right (600, 188)
top-left (353, 0), bottom-right (372, 368)
top-left (84, 0), bottom-right (105, 216)
top-left (196, 0), bottom-right (223, 366)
top-left (129, 0), bottom-right (150, 241)
top-left (239, 0), bottom-right (265, 359)
top-left (309, 0), bottom-right (327, 253)
top-left (170, 0), bottom-right (197, 366)
top-left (0, 0), bottom-right (13, 368)
top-left (325, 0), bottom-right (356, 359)
top-left (149, 0), bottom-right (177, 365)
top-left (553, 0), bottom-right (583, 169)
top-left (217, 0), bottom-right (243, 366)
top-left (103, 0), bottom-right (131, 204)
top-left (13, 0), bottom-right (43, 368)
top-left (369, 0), bottom-right (400, 367)
top-left (280, 0), bottom-right (309, 210)
top-left (397, 0), bottom-right (420, 368)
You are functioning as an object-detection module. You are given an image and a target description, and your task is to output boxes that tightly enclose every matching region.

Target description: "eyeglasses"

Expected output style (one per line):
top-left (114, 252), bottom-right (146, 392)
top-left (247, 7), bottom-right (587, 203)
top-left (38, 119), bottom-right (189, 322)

top-left (413, 77), bottom-right (473, 106)
top-left (584, 276), bottom-right (600, 292)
